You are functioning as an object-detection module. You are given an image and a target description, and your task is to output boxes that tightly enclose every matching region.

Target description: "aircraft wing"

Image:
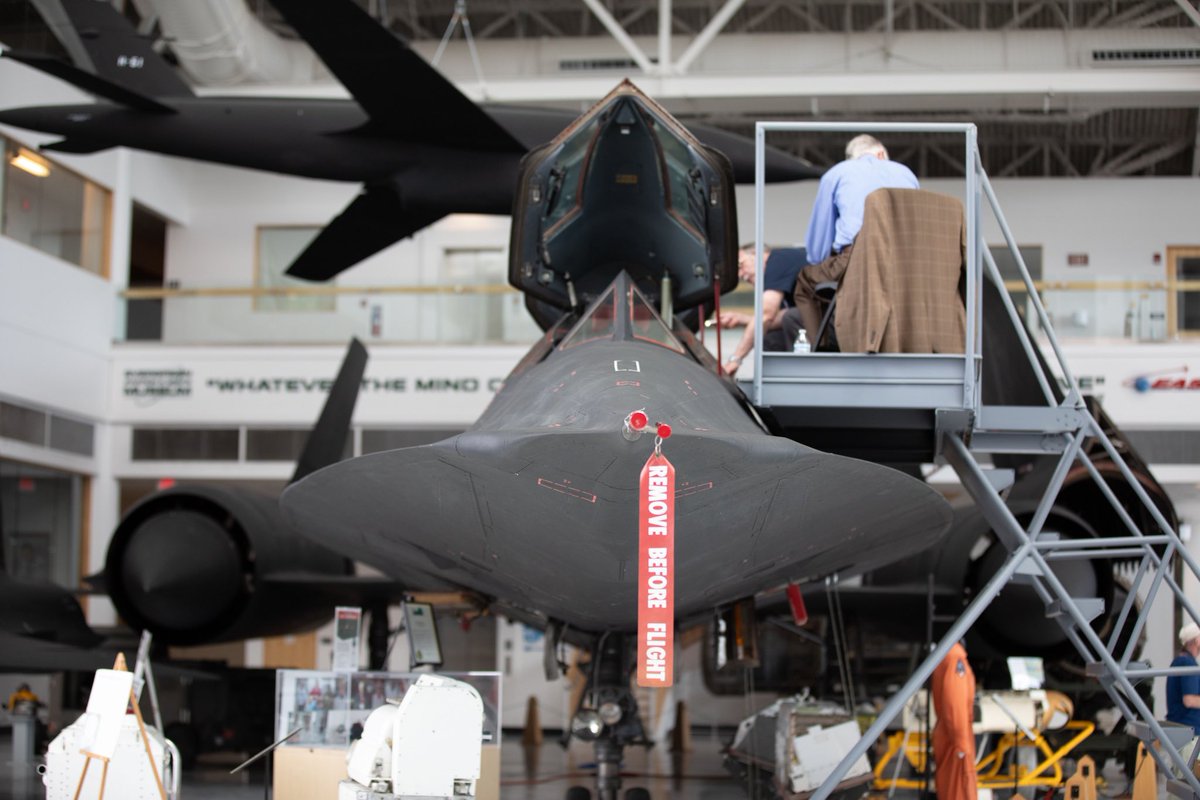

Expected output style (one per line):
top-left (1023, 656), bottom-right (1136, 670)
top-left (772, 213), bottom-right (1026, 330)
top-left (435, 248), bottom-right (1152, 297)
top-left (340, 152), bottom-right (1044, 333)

top-left (284, 186), bottom-right (448, 281)
top-left (0, 51), bottom-right (176, 113)
top-left (282, 428), bottom-right (952, 633)
top-left (0, 632), bottom-right (213, 678)
top-left (37, 0), bottom-right (196, 99)
top-left (269, 0), bottom-right (524, 153)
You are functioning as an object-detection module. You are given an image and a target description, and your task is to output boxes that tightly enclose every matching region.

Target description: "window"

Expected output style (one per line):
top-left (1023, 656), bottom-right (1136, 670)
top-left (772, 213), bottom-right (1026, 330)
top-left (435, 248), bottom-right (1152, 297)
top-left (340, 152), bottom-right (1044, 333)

top-left (132, 428), bottom-right (239, 460)
top-left (560, 285), bottom-right (617, 349)
top-left (988, 244), bottom-right (1042, 331)
top-left (255, 226), bottom-right (334, 311)
top-left (1169, 246), bottom-right (1200, 337)
top-left (629, 289), bottom-right (684, 352)
top-left (654, 117), bottom-right (705, 240)
top-left (2, 136), bottom-right (111, 275)
top-left (433, 248), bottom-right (541, 344)
top-left (361, 429), bottom-right (463, 454)
top-left (0, 400), bottom-right (94, 457)
top-left (987, 245), bottom-right (1042, 287)
top-left (544, 125), bottom-right (593, 230)
top-left (1, 461), bottom-right (83, 588)
top-left (245, 428), bottom-right (351, 461)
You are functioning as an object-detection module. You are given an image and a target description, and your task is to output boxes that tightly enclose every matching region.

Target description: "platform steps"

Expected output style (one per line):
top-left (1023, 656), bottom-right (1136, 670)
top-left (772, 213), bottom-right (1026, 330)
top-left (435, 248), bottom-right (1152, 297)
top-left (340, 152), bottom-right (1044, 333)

top-left (946, 399), bottom-right (1200, 800)
top-left (810, 391), bottom-right (1200, 800)
top-left (812, 261), bottom-right (1200, 798)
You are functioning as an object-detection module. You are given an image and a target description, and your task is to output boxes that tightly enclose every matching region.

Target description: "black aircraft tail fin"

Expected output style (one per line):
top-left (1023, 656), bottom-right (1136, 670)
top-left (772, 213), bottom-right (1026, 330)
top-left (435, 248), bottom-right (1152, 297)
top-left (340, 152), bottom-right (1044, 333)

top-left (268, 0), bottom-right (523, 153)
top-left (290, 338), bottom-right (369, 484)
top-left (1, 51), bottom-right (176, 113)
top-left (49, 0), bottom-right (195, 99)
top-left (284, 184), bottom-right (446, 281)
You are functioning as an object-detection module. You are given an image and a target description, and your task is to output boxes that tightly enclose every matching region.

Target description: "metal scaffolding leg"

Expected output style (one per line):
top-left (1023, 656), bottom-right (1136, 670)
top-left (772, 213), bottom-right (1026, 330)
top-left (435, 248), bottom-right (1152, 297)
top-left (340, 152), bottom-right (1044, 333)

top-left (812, 422), bottom-right (1200, 800)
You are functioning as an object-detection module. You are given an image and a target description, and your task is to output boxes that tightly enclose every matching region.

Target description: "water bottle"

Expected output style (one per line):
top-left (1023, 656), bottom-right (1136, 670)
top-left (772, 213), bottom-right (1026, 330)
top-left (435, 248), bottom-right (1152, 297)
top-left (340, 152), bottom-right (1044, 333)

top-left (793, 329), bottom-right (811, 354)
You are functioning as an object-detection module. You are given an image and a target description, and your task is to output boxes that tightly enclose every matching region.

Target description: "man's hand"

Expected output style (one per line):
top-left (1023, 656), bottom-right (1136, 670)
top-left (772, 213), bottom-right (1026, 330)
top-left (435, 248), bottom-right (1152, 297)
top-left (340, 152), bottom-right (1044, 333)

top-left (718, 311), bottom-right (751, 329)
top-left (722, 357), bottom-right (743, 376)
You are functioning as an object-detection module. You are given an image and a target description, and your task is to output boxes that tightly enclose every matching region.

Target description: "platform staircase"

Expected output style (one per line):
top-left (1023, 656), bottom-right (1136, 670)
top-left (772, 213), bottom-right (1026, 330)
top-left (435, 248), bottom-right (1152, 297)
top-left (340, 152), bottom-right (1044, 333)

top-left (741, 122), bottom-right (1200, 800)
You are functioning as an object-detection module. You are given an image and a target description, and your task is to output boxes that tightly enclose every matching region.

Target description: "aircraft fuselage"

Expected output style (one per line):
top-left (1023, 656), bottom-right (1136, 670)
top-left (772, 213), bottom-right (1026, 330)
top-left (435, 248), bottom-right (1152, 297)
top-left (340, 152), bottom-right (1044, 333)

top-left (0, 99), bottom-right (521, 202)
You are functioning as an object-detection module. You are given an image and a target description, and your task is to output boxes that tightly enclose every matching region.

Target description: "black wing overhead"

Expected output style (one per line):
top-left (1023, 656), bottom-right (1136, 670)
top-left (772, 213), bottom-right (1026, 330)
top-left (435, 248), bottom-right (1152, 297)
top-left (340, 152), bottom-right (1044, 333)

top-left (290, 338), bottom-right (369, 483)
top-left (50, 0), bottom-right (196, 99)
top-left (0, 51), bottom-right (176, 114)
top-left (268, 0), bottom-right (524, 153)
top-left (284, 186), bottom-right (447, 281)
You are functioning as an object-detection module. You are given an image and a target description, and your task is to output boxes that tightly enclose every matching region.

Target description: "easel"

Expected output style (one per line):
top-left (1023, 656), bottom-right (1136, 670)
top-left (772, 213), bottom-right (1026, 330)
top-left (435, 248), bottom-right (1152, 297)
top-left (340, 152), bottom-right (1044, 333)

top-left (72, 653), bottom-right (167, 800)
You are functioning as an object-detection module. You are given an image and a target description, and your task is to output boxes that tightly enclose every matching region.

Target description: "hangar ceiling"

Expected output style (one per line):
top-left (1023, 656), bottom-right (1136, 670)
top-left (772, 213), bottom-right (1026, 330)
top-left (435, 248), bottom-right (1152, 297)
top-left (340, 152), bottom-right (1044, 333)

top-left (1, 0), bottom-right (1197, 177)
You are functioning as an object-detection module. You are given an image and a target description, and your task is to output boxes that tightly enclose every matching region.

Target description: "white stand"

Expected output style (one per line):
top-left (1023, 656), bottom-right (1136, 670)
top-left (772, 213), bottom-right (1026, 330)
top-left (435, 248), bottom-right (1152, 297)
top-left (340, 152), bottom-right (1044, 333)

top-left (11, 715), bottom-right (36, 764)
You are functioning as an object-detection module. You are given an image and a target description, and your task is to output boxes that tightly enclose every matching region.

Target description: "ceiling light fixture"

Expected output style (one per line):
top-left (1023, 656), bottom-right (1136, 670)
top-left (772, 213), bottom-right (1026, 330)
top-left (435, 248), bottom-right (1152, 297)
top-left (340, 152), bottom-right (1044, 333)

top-left (9, 147), bottom-right (50, 178)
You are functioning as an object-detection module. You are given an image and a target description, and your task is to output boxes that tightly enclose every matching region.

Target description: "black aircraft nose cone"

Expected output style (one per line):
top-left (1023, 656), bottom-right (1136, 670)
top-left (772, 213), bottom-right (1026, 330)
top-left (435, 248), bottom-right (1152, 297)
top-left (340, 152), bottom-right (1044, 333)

top-left (119, 509), bottom-right (244, 631)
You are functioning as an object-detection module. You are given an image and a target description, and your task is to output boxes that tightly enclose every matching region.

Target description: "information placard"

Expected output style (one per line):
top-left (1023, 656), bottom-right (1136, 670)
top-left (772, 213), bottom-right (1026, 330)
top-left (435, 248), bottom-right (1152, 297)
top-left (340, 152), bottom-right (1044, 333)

top-left (404, 602), bottom-right (443, 667)
top-left (332, 606), bottom-right (362, 672)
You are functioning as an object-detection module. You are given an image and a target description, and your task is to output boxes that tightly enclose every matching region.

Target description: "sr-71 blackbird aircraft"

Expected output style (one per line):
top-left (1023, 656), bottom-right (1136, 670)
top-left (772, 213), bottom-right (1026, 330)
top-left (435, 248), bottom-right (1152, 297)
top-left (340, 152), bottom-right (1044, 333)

top-left (0, 0), bottom-right (816, 281)
top-left (278, 81), bottom-right (953, 800)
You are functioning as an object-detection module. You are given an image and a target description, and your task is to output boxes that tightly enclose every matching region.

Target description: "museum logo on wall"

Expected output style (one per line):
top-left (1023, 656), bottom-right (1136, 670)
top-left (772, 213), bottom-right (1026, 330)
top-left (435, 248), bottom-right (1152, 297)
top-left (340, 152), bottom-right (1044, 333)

top-left (123, 369), bottom-right (192, 400)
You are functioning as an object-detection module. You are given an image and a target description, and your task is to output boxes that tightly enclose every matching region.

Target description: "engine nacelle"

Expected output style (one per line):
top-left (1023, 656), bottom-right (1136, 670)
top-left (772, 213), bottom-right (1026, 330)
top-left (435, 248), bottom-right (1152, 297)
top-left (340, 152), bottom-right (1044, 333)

top-left (105, 486), bottom-right (351, 645)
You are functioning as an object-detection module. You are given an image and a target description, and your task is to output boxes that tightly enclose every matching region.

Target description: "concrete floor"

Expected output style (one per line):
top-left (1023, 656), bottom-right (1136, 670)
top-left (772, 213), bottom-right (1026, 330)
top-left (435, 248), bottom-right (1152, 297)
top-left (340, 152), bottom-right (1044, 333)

top-left (1, 729), bottom-right (740, 800)
top-left (1, 727), bottom-right (1143, 799)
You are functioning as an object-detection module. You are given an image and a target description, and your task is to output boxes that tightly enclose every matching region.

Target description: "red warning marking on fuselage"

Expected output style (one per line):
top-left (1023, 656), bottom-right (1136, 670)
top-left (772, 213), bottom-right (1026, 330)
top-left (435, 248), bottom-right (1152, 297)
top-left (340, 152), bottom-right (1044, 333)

top-left (536, 478), bottom-right (597, 503)
top-left (616, 380), bottom-right (641, 387)
top-left (675, 481), bottom-right (713, 498)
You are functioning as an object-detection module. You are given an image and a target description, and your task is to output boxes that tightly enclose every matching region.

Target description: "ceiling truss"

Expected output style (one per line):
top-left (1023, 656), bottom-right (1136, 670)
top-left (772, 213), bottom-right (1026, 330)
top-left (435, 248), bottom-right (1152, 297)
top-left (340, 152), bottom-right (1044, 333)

top-left (0, 0), bottom-right (1195, 177)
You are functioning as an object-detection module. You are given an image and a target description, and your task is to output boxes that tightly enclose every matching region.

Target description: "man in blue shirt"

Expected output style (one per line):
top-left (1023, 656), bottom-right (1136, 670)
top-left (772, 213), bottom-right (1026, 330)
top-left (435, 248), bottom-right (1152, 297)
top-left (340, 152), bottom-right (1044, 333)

top-left (1168, 622), bottom-right (1200, 735)
top-left (720, 243), bottom-right (807, 375)
top-left (793, 134), bottom-right (920, 339)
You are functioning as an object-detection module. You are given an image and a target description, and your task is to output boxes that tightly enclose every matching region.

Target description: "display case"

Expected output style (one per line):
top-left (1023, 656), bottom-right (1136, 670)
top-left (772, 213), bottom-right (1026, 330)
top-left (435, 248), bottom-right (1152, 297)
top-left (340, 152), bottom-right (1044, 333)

top-left (274, 670), bottom-right (501, 749)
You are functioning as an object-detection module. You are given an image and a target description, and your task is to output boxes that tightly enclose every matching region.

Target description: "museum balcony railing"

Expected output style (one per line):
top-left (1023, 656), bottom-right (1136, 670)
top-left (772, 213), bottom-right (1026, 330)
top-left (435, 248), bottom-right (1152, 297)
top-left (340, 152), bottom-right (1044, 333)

top-left (117, 280), bottom-right (1199, 346)
top-left (115, 282), bottom-right (545, 346)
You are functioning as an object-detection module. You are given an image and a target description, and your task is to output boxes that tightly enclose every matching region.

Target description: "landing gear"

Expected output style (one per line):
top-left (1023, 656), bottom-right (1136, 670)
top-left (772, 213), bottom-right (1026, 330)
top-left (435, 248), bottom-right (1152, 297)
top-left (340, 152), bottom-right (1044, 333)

top-left (565, 633), bottom-right (650, 800)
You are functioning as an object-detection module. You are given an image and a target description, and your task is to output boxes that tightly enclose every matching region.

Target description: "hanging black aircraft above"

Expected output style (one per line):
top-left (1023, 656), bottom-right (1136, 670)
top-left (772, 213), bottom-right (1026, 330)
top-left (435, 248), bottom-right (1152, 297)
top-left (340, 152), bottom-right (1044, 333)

top-left (279, 81), bottom-right (954, 800)
top-left (0, 0), bottom-right (818, 282)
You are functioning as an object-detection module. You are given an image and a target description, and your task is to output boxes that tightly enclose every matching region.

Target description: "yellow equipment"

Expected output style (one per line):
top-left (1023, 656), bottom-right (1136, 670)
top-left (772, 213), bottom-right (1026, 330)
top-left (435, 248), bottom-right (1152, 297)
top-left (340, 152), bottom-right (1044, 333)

top-left (873, 689), bottom-right (1095, 792)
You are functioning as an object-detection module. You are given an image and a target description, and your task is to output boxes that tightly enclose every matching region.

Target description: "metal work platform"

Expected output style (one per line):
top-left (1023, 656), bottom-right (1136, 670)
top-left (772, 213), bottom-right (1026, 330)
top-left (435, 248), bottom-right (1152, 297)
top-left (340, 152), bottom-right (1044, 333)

top-left (740, 121), bottom-right (1200, 800)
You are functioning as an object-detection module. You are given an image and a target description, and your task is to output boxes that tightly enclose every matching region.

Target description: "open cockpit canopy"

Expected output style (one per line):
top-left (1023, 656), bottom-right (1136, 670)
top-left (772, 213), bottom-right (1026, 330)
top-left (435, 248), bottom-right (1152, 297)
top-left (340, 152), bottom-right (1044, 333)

top-left (510, 81), bottom-right (738, 325)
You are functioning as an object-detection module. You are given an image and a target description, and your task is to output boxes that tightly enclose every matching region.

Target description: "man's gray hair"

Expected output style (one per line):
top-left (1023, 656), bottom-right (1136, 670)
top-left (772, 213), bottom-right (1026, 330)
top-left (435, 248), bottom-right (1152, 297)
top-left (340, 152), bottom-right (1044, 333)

top-left (846, 134), bottom-right (888, 160)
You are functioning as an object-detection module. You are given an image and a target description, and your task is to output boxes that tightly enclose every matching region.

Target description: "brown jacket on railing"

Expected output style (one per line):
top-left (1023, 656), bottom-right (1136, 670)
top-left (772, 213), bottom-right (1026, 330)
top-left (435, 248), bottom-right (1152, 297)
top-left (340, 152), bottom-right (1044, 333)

top-left (834, 188), bottom-right (966, 354)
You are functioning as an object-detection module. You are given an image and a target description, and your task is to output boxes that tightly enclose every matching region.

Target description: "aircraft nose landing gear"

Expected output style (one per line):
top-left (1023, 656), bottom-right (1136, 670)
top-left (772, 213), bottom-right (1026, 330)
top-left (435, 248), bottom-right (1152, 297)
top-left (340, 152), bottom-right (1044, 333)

top-left (564, 633), bottom-right (652, 800)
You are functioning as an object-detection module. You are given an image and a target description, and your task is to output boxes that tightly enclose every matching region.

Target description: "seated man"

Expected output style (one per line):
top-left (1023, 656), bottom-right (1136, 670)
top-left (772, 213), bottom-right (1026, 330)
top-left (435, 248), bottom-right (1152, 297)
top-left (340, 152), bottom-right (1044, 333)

top-left (720, 243), bottom-right (806, 375)
top-left (793, 134), bottom-right (919, 339)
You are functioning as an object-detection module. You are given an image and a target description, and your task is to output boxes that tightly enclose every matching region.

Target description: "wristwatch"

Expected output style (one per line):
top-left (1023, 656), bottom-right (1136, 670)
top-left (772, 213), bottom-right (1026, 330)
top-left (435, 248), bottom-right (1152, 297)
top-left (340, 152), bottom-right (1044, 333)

top-left (729, 355), bottom-right (743, 364)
